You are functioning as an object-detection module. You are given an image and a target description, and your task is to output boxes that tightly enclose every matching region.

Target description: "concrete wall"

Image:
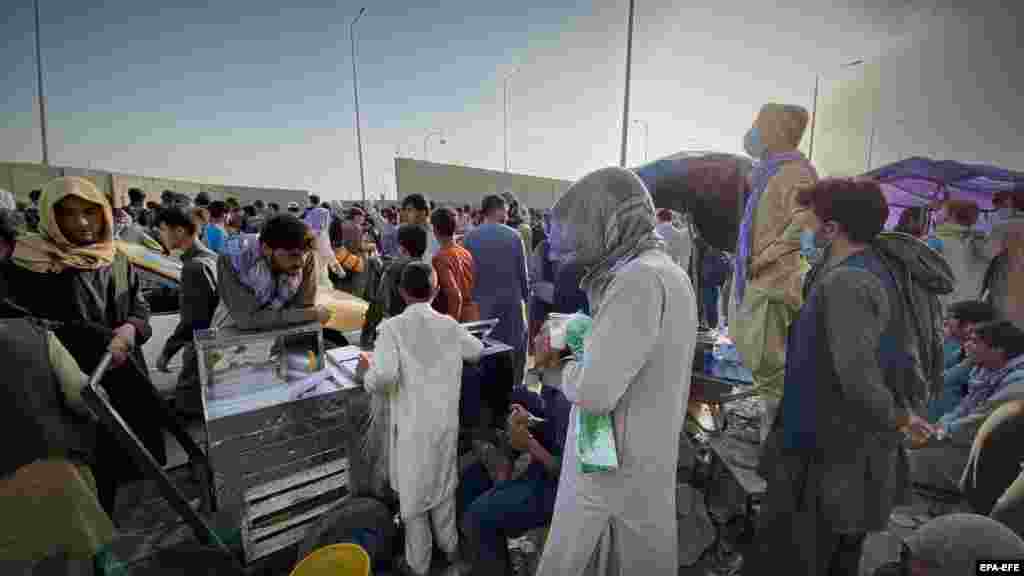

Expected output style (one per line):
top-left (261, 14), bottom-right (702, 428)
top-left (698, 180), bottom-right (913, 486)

top-left (1, 161), bottom-right (309, 209)
top-left (394, 158), bottom-right (572, 212)
top-left (811, 3), bottom-right (1024, 176)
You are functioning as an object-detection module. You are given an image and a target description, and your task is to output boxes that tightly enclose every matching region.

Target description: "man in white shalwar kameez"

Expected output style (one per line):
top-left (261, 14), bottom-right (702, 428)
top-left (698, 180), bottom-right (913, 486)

top-left (359, 262), bottom-right (484, 576)
top-left (535, 167), bottom-right (697, 576)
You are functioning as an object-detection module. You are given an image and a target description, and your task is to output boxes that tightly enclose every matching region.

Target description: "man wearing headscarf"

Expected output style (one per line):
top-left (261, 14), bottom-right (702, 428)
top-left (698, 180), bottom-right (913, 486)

top-left (2, 176), bottom-right (169, 515)
top-left (534, 167), bottom-right (696, 576)
top-left (731, 103), bottom-right (819, 442)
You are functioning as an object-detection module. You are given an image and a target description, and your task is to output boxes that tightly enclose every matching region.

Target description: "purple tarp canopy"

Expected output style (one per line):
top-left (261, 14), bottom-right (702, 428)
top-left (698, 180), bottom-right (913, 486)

top-left (862, 156), bottom-right (1024, 230)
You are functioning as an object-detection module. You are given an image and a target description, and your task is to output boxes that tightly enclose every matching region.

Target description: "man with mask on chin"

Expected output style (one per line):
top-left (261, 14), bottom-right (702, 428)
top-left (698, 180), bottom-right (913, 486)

top-left (731, 103), bottom-right (819, 442)
top-left (212, 213), bottom-right (332, 331)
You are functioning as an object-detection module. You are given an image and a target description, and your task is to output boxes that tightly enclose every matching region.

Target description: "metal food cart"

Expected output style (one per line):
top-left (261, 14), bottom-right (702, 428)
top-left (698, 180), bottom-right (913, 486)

top-left (195, 319), bottom-right (513, 565)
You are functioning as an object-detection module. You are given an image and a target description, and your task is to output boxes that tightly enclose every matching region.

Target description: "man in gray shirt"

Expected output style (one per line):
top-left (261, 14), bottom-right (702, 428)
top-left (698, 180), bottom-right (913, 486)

top-left (212, 213), bottom-right (331, 331)
top-left (154, 205), bottom-right (219, 416)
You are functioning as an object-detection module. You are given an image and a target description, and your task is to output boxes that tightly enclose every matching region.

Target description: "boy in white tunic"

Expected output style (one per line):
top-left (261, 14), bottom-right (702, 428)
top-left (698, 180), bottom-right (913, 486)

top-left (358, 261), bottom-right (485, 575)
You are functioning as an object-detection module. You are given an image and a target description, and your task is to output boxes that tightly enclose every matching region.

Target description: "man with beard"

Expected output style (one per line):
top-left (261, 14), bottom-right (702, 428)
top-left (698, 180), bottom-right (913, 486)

top-left (212, 213), bottom-right (331, 330)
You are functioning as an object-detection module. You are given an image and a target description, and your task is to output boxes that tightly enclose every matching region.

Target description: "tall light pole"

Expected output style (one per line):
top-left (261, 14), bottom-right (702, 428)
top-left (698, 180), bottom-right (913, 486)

top-left (423, 130), bottom-right (446, 161)
top-left (618, 0), bottom-right (636, 167)
top-left (350, 7), bottom-right (367, 204)
top-left (632, 119), bottom-right (649, 162)
top-left (503, 68), bottom-right (518, 172)
top-left (33, 0), bottom-right (49, 166)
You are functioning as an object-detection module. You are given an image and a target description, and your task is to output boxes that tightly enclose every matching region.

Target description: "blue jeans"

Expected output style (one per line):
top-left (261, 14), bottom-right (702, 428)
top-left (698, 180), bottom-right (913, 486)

top-left (703, 284), bottom-right (720, 328)
top-left (458, 462), bottom-right (550, 576)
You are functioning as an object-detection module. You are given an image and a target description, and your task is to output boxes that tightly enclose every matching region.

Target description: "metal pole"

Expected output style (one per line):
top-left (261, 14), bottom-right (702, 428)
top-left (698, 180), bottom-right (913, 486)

top-left (808, 74), bottom-right (819, 162)
top-left (618, 0), bottom-right (636, 167)
top-left (503, 78), bottom-right (508, 172)
top-left (866, 121), bottom-right (876, 171)
top-left (350, 8), bottom-right (367, 204)
top-left (503, 69), bottom-right (516, 172)
top-left (34, 0), bottom-right (49, 166)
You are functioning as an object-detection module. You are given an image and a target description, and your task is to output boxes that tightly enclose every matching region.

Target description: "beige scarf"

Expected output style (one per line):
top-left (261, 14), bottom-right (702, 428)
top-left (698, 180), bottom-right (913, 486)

top-left (12, 177), bottom-right (117, 273)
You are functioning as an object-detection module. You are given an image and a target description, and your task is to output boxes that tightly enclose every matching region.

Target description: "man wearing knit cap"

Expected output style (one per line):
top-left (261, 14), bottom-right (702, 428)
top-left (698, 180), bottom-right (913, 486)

top-left (731, 103), bottom-right (819, 442)
top-left (872, 514), bottom-right (1024, 576)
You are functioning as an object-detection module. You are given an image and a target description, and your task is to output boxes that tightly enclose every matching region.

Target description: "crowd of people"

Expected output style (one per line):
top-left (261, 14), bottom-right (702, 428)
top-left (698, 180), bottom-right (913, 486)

top-left (1, 100), bottom-right (1024, 576)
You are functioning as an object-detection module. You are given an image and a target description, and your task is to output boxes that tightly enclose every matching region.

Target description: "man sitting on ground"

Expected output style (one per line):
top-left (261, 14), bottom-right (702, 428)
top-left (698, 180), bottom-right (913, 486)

top-left (458, 384), bottom-right (571, 576)
top-left (212, 213), bottom-right (331, 330)
top-left (928, 300), bottom-right (997, 421)
top-left (910, 320), bottom-right (1024, 494)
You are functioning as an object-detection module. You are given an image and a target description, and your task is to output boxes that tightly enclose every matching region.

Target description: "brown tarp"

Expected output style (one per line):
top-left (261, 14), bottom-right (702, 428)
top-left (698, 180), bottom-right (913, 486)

top-left (636, 153), bottom-right (752, 253)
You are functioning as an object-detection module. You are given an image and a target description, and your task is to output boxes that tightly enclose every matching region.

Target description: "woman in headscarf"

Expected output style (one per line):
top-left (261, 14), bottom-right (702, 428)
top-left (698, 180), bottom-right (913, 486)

top-left (3, 176), bottom-right (168, 515)
top-left (534, 167), bottom-right (697, 576)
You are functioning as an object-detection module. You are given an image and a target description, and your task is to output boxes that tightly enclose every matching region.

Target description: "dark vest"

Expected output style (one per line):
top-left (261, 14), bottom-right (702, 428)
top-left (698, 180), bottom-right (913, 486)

top-left (0, 318), bottom-right (97, 478)
top-left (783, 248), bottom-right (911, 451)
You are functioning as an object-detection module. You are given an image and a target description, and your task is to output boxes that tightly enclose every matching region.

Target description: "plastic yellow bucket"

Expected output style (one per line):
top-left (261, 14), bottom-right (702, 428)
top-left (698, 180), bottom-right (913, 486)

top-left (289, 543), bottom-right (371, 576)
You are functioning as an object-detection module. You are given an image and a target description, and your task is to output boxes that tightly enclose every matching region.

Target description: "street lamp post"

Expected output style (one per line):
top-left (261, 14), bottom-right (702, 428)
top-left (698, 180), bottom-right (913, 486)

top-left (423, 130), bottom-right (446, 161)
top-left (618, 0), bottom-right (636, 167)
top-left (503, 68), bottom-right (517, 172)
top-left (350, 7), bottom-right (367, 204)
top-left (632, 119), bottom-right (649, 162)
top-left (33, 0), bottom-right (49, 165)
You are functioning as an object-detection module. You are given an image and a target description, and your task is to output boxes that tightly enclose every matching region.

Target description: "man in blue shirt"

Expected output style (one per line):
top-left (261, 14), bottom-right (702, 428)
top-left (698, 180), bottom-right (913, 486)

top-left (203, 201), bottom-right (229, 254)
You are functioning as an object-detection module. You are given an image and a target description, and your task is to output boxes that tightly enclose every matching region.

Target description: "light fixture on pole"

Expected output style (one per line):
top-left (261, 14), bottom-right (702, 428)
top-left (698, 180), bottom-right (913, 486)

top-left (350, 7), bottom-right (367, 204)
top-left (33, 0), bottom-right (49, 166)
top-left (503, 67), bottom-right (518, 173)
top-left (632, 119), bottom-right (649, 162)
top-left (808, 58), bottom-right (863, 163)
top-left (618, 0), bottom-right (636, 167)
top-left (423, 130), bottom-right (446, 161)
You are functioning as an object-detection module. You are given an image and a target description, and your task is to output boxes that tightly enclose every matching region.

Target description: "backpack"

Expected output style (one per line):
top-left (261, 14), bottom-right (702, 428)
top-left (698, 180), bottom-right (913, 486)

top-left (870, 232), bottom-right (955, 407)
top-left (359, 257), bottom-right (406, 349)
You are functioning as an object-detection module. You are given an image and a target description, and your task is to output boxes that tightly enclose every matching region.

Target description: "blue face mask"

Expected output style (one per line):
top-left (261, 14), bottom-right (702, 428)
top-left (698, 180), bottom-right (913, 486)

top-left (743, 127), bottom-right (768, 159)
top-left (800, 229), bottom-right (825, 264)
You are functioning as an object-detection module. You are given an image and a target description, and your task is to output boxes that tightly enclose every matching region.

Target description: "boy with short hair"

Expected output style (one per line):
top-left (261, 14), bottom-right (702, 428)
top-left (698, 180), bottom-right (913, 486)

top-left (359, 262), bottom-right (484, 576)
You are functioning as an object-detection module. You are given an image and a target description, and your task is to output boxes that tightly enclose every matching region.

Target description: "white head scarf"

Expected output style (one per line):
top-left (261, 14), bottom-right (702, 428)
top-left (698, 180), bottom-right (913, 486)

top-left (549, 166), bottom-right (665, 312)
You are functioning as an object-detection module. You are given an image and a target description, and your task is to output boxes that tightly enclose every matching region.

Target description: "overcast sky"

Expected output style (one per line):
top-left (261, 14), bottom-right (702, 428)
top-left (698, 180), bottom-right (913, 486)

top-left (0, 0), bottom-right (941, 200)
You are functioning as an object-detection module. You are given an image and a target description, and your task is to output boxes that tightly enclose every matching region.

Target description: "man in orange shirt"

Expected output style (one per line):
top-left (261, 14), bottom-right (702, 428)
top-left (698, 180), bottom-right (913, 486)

top-left (431, 207), bottom-right (478, 322)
